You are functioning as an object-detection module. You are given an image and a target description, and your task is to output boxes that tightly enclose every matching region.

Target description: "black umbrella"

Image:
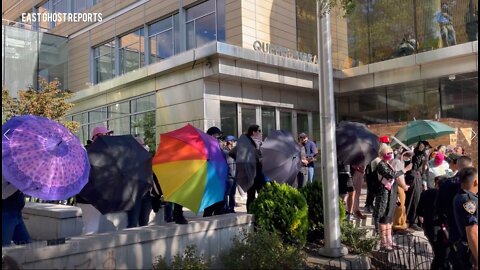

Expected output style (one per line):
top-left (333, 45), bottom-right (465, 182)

top-left (336, 121), bottom-right (380, 167)
top-left (233, 134), bottom-right (258, 191)
top-left (261, 130), bottom-right (301, 185)
top-left (78, 135), bottom-right (152, 214)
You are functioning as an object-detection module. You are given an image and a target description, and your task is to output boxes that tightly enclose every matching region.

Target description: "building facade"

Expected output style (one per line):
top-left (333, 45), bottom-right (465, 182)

top-left (2, 0), bottom-right (478, 151)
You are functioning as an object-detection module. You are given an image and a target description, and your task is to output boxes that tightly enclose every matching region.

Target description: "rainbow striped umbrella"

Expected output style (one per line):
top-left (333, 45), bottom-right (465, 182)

top-left (152, 124), bottom-right (227, 214)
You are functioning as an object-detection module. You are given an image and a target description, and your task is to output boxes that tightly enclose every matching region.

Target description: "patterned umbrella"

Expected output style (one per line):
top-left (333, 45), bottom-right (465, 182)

top-left (152, 124), bottom-right (227, 214)
top-left (2, 115), bottom-right (90, 200)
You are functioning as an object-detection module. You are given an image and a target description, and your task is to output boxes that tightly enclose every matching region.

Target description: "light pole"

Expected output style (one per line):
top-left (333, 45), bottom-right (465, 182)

top-left (316, 0), bottom-right (348, 258)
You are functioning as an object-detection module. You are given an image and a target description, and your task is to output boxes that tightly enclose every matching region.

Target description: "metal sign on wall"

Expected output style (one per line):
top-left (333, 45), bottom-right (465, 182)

top-left (253, 40), bottom-right (317, 64)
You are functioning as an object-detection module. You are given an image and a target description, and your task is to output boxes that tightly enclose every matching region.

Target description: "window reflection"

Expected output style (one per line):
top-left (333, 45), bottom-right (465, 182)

top-left (220, 102), bottom-right (238, 137)
top-left (280, 111), bottom-right (292, 132)
top-left (94, 40), bottom-right (115, 83)
top-left (120, 28), bottom-right (145, 74)
top-left (241, 107), bottom-right (257, 134)
top-left (149, 17), bottom-right (175, 63)
top-left (186, 0), bottom-right (218, 50)
top-left (262, 107), bottom-right (276, 139)
top-left (297, 113), bottom-right (308, 137)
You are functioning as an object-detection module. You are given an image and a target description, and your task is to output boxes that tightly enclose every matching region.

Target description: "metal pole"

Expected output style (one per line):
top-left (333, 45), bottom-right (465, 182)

top-left (316, 1), bottom-right (348, 258)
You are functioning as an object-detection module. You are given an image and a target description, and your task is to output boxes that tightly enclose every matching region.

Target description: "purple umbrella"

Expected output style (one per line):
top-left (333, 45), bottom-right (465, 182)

top-left (2, 115), bottom-right (90, 200)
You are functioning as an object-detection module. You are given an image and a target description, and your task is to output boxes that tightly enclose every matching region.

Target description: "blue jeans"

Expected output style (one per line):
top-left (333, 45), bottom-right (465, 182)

top-left (225, 179), bottom-right (236, 213)
top-left (2, 211), bottom-right (31, 246)
top-left (307, 167), bottom-right (315, 183)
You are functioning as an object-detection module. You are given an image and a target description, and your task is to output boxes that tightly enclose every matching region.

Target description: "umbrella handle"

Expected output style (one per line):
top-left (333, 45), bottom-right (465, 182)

top-left (391, 136), bottom-right (411, 151)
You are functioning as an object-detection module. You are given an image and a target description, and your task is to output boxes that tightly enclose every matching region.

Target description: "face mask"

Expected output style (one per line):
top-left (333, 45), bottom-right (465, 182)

top-left (383, 153), bottom-right (393, 161)
top-left (404, 159), bottom-right (411, 167)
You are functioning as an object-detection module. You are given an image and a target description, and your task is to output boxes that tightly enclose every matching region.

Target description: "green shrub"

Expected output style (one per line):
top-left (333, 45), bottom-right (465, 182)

top-left (220, 228), bottom-right (307, 269)
top-left (250, 182), bottom-right (309, 247)
top-left (340, 221), bottom-right (379, 255)
top-left (152, 245), bottom-right (210, 270)
top-left (300, 181), bottom-right (346, 241)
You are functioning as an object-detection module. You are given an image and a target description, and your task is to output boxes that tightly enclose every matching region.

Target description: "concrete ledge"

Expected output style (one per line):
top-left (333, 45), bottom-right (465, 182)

top-left (3, 213), bottom-right (253, 269)
top-left (22, 203), bottom-right (83, 241)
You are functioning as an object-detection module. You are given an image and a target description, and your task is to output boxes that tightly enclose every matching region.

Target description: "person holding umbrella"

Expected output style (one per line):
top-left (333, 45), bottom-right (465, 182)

top-left (223, 135), bottom-right (238, 213)
top-left (76, 125), bottom-right (113, 234)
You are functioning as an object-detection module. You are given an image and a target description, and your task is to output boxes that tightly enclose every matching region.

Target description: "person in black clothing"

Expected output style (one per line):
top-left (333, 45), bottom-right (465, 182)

top-left (2, 177), bottom-right (32, 247)
top-left (405, 141), bottom-right (429, 231)
top-left (245, 125), bottom-right (266, 212)
top-left (418, 176), bottom-right (448, 270)
top-left (434, 155), bottom-right (473, 269)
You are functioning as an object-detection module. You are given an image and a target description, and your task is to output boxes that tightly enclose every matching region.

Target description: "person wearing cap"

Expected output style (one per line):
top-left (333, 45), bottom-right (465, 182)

top-left (379, 136), bottom-right (390, 145)
top-left (223, 135), bottom-right (237, 213)
top-left (427, 152), bottom-right (451, 189)
top-left (203, 126), bottom-right (227, 217)
top-left (298, 132), bottom-right (318, 183)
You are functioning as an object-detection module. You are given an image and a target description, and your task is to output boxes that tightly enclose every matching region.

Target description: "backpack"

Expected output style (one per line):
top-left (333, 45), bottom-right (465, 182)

top-left (365, 162), bottom-right (382, 195)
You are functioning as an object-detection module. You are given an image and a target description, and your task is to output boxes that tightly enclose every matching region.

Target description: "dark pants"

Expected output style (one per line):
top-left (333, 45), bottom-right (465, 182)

top-left (164, 203), bottom-right (184, 221)
top-left (451, 241), bottom-right (474, 270)
top-left (127, 194), bottom-right (152, 228)
top-left (2, 192), bottom-right (31, 247)
top-left (246, 176), bottom-right (266, 213)
top-left (365, 176), bottom-right (376, 207)
top-left (225, 179), bottom-right (236, 213)
top-left (405, 175), bottom-right (422, 225)
top-left (295, 172), bottom-right (306, 189)
top-left (203, 201), bottom-right (225, 217)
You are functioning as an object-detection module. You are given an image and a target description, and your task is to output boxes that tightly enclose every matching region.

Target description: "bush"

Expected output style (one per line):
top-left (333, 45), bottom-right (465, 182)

top-left (220, 228), bottom-right (307, 269)
top-left (152, 245), bottom-right (210, 270)
top-left (340, 221), bottom-right (379, 255)
top-left (250, 182), bottom-right (309, 247)
top-left (300, 181), bottom-right (346, 241)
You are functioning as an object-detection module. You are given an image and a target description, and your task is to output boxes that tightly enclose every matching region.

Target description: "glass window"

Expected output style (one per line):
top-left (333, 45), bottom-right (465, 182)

top-left (386, 82), bottom-right (439, 122)
top-left (186, 0), bottom-right (215, 21)
top-left (149, 17), bottom-right (174, 63)
top-left (440, 72), bottom-right (478, 121)
top-left (53, 0), bottom-right (70, 27)
top-left (220, 102), bottom-right (237, 137)
top-left (88, 107), bottom-right (107, 123)
top-left (186, 0), bottom-right (217, 50)
top-left (131, 94), bottom-right (156, 113)
top-left (108, 101), bottom-right (130, 119)
top-left (335, 88), bottom-right (388, 124)
top-left (72, 113), bottom-right (88, 125)
top-left (241, 107), bottom-right (256, 134)
top-left (216, 0), bottom-right (225, 42)
top-left (38, 32), bottom-right (68, 89)
top-left (131, 111), bottom-right (156, 152)
top-left (120, 28), bottom-right (145, 74)
top-left (296, 0), bottom-right (317, 55)
top-left (261, 107), bottom-right (276, 139)
top-left (74, 0), bottom-right (87, 12)
top-left (312, 113), bottom-right (320, 143)
top-left (37, 1), bottom-right (50, 30)
top-left (297, 112), bottom-right (309, 137)
top-left (94, 40), bottom-right (116, 83)
top-left (108, 116), bottom-right (130, 135)
top-left (280, 111), bottom-right (292, 132)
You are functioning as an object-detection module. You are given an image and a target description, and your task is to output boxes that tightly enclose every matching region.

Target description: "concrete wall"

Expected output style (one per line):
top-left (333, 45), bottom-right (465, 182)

top-left (3, 214), bottom-right (253, 269)
top-left (367, 118), bottom-right (478, 168)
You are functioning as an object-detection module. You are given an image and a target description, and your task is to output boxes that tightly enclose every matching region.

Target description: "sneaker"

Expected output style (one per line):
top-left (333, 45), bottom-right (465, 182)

top-left (175, 216), bottom-right (188, 225)
top-left (365, 205), bottom-right (374, 213)
top-left (347, 214), bottom-right (358, 221)
top-left (409, 224), bottom-right (422, 231)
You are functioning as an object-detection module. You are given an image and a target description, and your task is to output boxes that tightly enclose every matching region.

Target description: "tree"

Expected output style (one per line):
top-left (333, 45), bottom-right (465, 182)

top-left (2, 78), bottom-right (79, 133)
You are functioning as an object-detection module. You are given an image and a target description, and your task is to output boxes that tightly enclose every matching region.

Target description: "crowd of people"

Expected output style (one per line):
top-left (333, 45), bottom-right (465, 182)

top-left (348, 136), bottom-right (478, 269)
top-left (3, 123), bottom-right (477, 270)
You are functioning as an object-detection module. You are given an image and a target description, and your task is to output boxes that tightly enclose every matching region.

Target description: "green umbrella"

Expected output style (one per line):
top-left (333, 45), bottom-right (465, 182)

top-left (392, 120), bottom-right (455, 146)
